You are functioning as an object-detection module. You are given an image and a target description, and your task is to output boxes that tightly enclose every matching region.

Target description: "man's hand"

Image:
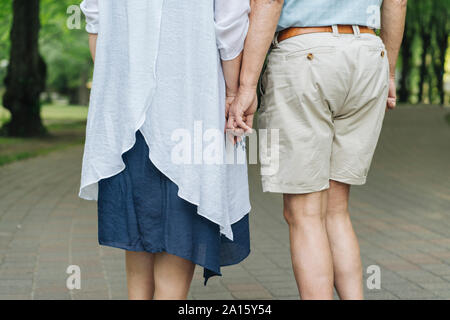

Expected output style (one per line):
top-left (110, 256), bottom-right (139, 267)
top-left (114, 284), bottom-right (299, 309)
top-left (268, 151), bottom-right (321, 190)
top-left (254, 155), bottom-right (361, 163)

top-left (380, 0), bottom-right (407, 111)
top-left (387, 77), bottom-right (397, 110)
top-left (224, 0), bottom-right (284, 142)
top-left (226, 85), bottom-right (258, 135)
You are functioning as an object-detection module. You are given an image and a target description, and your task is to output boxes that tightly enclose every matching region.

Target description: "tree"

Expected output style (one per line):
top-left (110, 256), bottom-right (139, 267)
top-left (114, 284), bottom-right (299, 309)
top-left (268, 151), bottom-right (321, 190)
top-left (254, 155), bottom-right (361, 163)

top-left (399, 1), bottom-right (418, 103)
top-left (417, 0), bottom-right (433, 103)
top-left (431, 0), bottom-right (450, 105)
top-left (0, 1), bottom-right (12, 88)
top-left (2, 0), bottom-right (46, 137)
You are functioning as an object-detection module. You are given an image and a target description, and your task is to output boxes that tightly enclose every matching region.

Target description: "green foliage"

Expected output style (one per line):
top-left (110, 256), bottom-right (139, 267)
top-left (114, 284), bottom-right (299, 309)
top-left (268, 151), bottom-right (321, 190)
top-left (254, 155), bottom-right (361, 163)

top-left (0, 1), bottom-right (12, 86)
top-left (0, 0), bottom-right (92, 101)
top-left (0, 1), bottom-right (12, 57)
top-left (39, 0), bottom-right (92, 97)
top-left (399, 0), bottom-right (450, 104)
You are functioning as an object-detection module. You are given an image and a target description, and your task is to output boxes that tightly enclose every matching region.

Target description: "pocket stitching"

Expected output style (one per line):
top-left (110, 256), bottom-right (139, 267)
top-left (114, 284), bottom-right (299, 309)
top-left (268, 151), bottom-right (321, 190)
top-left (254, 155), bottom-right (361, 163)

top-left (285, 46), bottom-right (336, 59)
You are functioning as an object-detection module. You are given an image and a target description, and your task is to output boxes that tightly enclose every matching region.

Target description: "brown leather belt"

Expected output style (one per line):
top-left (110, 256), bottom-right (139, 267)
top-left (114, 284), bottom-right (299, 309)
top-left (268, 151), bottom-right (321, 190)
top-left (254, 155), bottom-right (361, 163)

top-left (277, 25), bottom-right (376, 43)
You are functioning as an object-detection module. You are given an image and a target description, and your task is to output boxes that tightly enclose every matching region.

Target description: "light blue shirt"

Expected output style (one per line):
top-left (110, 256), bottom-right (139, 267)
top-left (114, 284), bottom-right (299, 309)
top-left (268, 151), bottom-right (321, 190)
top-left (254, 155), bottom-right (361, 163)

top-left (278, 0), bottom-right (383, 31)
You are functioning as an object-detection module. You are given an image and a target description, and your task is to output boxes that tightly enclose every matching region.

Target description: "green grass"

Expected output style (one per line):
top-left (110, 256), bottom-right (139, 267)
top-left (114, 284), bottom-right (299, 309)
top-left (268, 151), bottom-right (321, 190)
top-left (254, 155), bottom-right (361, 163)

top-left (446, 113), bottom-right (450, 126)
top-left (0, 104), bottom-right (88, 166)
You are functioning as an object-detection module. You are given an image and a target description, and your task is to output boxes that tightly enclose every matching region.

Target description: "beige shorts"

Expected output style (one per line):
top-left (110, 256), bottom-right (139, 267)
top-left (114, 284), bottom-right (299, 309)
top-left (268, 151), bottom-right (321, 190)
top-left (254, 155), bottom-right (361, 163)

top-left (258, 31), bottom-right (389, 194)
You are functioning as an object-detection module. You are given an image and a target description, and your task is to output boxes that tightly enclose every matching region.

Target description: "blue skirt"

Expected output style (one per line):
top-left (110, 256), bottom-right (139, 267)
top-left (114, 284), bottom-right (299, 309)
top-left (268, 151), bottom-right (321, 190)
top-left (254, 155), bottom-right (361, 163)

top-left (97, 130), bottom-right (250, 284)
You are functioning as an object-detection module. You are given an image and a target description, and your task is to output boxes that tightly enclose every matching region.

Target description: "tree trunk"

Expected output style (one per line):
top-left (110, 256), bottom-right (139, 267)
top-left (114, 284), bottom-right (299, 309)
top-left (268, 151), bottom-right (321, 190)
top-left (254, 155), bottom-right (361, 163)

top-left (399, 34), bottom-right (413, 103)
top-left (2, 0), bottom-right (46, 137)
top-left (427, 72), bottom-right (433, 104)
top-left (418, 33), bottom-right (431, 103)
top-left (432, 0), bottom-right (449, 105)
top-left (436, 35), bottom-right (448, 105)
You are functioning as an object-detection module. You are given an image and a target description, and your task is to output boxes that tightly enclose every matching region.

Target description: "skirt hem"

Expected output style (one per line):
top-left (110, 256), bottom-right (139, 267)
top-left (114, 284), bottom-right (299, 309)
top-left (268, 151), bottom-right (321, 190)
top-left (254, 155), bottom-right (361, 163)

top-left (98, 239), bottom-right (251, 285)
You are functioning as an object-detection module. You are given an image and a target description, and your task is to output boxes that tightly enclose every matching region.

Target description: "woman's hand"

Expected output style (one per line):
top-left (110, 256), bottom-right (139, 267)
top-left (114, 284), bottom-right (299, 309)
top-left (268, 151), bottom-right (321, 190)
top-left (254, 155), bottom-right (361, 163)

top-left (225, 92), bottom-right (241, 144)
top-left (88, 33), bottom-right (98, 63)
top-left (225, 92), bottom-right (238, 119)
top-left (221, 52), bottom-right (243, 120)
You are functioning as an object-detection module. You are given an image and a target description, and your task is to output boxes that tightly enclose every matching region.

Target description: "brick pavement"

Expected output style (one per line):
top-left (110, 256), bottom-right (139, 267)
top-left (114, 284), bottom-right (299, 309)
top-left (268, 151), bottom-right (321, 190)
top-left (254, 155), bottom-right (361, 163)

top-left (0, 105), bottom-right (449, 300)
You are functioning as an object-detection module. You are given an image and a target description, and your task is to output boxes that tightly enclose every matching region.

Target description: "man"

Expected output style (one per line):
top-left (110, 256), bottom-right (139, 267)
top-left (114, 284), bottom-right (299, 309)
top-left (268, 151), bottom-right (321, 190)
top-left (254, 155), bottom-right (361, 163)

top-left (227, 0), bottom-right (407, 299)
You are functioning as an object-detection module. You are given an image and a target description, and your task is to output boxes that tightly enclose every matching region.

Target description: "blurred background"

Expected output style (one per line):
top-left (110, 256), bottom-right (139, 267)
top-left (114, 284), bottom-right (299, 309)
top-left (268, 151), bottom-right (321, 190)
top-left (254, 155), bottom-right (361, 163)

top-left (0, 0), bottom-right (449, 300)
top-left (0, 0), bottom-right (449, 161)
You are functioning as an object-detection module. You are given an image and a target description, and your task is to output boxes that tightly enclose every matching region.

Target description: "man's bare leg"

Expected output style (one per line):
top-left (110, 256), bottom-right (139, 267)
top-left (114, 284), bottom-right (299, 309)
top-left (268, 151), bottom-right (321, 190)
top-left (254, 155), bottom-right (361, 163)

top-left (284, 190), bottom-right (334, 299)
top-left (326, 180), bottom-right (363, 299)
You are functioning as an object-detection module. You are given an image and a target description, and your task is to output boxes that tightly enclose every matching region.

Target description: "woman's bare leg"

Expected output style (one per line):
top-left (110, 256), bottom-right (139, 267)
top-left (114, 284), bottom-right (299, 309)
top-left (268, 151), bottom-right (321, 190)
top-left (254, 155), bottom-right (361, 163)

top-left (125, 251), bottom-right (155, 300)
top-left (325, 180), bottom-right (363, 300)
top-left (153, 252), bottom-right (195, 300)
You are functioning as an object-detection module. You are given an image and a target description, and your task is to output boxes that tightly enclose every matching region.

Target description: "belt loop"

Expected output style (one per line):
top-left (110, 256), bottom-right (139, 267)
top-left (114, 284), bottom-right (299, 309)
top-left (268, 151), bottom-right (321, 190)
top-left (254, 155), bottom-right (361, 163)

top-left (331, 25), bottom-right (339, 37)
top-left (352, 25), bottom-right (361, 38)
top-left (272, 31), bottom-right (279, 47)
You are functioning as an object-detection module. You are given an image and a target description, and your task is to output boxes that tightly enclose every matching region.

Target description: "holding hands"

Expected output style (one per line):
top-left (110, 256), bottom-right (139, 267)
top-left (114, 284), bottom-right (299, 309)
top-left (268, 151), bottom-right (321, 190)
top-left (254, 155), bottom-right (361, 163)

top-left (222, 0), bottom-right (284, 143)
top-left (221, 51), bottom-right (258, 144)
top-left (226, 85), bottom-right (258, 142)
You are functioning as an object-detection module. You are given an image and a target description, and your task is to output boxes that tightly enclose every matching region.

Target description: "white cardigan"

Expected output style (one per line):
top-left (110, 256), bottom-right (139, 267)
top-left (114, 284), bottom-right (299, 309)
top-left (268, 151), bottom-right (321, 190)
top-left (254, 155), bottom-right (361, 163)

top-left (79, 0), bottom-right (251, 240)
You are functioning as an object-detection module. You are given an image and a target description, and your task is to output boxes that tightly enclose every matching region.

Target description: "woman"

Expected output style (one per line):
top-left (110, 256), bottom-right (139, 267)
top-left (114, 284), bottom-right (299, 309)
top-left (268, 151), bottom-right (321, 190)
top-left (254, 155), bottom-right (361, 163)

top-left (79, 0), bottom-right (251, 300)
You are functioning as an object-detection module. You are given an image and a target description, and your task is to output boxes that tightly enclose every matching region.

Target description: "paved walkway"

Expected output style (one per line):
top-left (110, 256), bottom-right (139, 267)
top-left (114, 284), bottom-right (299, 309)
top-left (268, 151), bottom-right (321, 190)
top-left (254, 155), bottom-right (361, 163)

top-left (0, 106), bottom-right (449, 300)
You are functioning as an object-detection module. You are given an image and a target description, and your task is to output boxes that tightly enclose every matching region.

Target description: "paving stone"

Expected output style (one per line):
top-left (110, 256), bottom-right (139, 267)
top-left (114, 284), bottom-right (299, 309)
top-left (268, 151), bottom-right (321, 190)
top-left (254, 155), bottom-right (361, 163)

top-left (231, 290), bottom-right (273, 300)
top-left (226, 283), bottom-right (266, 292)
top-left (0, 279), bottom-right (33, 294)
top-left (71, 290), bottom-right (110, 300)
top-left (430, 289), bottom-right (450, 299)
top-left (267, 287), bottom-right (299, 297)
top-left (192, 292), bottom-right (235, 300)
top-left (0, 294), bottom-right (32, 300)
top-left (33, 292), bottom-right (72, 300)
top-left (364, 290), bottom-right (399, 300)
